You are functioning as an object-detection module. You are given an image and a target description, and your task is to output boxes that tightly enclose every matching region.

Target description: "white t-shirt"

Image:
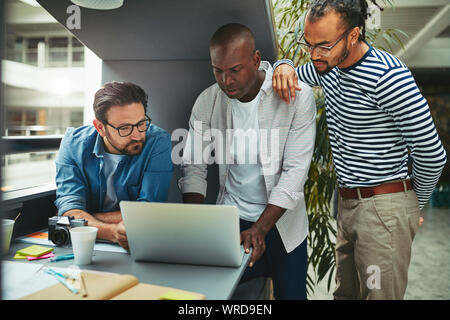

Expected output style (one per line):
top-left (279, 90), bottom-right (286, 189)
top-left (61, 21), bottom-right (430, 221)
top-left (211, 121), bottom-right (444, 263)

top-left (222, 90), bottom-right (268, 222)
top-left (102, 151), bottom-right (126, 212)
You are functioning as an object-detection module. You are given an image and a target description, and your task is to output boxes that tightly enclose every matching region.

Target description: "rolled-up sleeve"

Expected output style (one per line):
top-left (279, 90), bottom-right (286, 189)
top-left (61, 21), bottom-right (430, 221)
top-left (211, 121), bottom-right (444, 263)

top-left (178, 90), bottom-right (213, 197)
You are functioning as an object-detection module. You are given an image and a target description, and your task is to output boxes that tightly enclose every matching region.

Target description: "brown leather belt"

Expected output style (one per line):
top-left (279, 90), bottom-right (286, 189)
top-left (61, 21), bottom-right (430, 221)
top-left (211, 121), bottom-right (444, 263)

top-left (339, 180), bottom-right (413, 199)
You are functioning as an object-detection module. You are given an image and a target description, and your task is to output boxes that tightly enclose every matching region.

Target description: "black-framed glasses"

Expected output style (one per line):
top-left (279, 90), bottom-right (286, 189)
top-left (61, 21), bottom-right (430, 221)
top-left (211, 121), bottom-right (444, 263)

top-left (103, 115), bottom-right (151, 137)
top-left (297, 28), bottom-right (353, 57)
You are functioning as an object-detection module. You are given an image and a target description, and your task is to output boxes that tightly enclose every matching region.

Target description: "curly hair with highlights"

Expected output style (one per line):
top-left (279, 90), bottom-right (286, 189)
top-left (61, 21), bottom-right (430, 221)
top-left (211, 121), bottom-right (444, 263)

top-left (308, 0), bottom-right (383, 41)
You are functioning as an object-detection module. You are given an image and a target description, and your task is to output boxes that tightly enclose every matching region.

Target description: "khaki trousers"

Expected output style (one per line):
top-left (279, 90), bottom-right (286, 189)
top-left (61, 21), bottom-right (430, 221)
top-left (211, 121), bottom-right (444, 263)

top-left (333, 189), bottom-right (421, 300)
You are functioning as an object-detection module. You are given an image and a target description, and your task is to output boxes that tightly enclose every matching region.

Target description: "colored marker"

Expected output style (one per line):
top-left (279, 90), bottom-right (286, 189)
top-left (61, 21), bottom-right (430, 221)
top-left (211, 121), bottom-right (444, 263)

top-left (49, 254), bottom-right (75, 262)
top-left (44, 268), bottom-right (78, 294)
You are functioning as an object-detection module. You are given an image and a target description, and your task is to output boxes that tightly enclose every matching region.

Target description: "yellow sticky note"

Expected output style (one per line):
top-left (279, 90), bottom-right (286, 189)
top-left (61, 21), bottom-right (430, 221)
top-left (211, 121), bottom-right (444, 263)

top-left (14, 253), bottom-right (27, 259)
top-left (16, 245), bottom-right (53, 257)
top-left (160, 291), bottom-right (198, 300)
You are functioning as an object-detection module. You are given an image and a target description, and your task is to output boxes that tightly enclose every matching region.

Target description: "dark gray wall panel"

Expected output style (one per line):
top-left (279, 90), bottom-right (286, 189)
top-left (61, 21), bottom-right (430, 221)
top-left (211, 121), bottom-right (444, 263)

top-left (37, 0), bottom-right (278, 204)
top-left (102, 60), bottom-right (220, 203)
top-left (38, 0), bottom-right (278, 61)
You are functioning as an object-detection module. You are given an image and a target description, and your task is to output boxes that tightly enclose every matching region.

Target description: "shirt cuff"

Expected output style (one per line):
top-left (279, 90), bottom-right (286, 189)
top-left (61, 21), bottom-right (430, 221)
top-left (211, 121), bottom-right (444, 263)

top-left (273, 59), bottom-right (295, 70)
top-left (178, 177), bottom-right (207, 197)
top-left (268, 186), bottom-right (302, 211)
top-left (55, 196), bottom-right (86, 216)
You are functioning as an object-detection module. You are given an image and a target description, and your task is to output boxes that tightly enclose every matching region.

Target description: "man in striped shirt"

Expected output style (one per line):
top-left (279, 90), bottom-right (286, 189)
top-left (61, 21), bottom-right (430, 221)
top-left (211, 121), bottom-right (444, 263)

top-left (272, 0), bottom-right (447, 299)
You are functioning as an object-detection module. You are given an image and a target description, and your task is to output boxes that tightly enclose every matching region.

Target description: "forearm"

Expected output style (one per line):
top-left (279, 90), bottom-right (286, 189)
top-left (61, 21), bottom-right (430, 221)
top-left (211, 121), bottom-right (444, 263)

top-left (182, 192), bottom-right (205, 204)
top-left (253, 204), bottom-right (286, 234)
top-left (92, 210), bottom-right (122, 224)
top-left (240, 203), bottom-right (286, 267)
top-left (412, 156), bottom-right (447, 209)
top-left (63, 209), bottom-right (115, 242)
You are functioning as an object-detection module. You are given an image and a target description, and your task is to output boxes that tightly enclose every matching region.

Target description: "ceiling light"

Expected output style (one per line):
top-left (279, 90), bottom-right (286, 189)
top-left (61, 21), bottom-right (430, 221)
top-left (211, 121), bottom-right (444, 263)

top-left (70, 0), bottom-right (124, 10)
top-left (19, 0), bottom-right (40, 7)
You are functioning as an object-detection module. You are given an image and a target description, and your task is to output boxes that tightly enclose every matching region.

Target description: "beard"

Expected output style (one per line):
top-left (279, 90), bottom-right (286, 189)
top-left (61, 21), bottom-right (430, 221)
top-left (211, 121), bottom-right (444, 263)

top-left (312, 41), bottom-right (350, 76)
top-left (104, 131), bottom-right (145, 156)
top-left (122, 140), bottom-right (145, 155)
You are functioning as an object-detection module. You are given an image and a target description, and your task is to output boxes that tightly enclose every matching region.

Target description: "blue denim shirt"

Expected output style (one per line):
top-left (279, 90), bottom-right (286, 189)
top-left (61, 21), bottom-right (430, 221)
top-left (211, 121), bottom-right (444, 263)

top-left (55, 124), bottom-right (173, 215)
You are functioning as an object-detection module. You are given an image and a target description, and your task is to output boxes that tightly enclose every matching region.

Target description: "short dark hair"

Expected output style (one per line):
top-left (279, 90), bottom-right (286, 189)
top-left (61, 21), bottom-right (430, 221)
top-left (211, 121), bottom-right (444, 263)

top-left (93, 81), bottom-right (148, 122)
top-left (308, 0), bottom-right (383, 41)
top-left (210, 23), bottom-right (256, 52)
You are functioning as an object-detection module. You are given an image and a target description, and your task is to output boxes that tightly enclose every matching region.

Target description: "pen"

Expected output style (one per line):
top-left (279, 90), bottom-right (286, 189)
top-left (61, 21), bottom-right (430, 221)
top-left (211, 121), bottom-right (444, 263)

top-left (80, 273), bottom-right (88, 297)
top-left (44, 268), bottom-right (79, 294)
top-left (49, 254), bottom-right (75, 262)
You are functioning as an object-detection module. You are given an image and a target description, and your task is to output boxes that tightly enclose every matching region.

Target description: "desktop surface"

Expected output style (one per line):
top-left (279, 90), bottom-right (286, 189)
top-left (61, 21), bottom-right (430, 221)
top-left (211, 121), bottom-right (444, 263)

top-left (3, 240), bottom-right (251, 300)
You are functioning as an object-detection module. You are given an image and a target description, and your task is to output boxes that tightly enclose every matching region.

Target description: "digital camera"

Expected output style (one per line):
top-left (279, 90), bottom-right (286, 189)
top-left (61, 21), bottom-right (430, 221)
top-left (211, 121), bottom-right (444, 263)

top-left (48, 216), bottom-right (87, 246)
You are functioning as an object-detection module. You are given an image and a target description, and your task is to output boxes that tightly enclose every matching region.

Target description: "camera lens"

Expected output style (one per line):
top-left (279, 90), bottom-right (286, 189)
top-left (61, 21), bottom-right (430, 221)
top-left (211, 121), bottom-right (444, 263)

top-left (50, 226), bottom-right (70, 246)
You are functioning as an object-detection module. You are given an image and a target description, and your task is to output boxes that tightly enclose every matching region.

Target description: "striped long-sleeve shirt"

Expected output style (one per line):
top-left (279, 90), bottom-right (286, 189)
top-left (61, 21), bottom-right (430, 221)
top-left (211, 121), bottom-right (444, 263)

top-left (276, 45), bottom-right (447, 209)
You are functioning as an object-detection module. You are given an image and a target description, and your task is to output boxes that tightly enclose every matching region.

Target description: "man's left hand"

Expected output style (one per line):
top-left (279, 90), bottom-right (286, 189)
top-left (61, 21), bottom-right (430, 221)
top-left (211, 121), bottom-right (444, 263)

top-left (240, 225), bottom-right (267, 268)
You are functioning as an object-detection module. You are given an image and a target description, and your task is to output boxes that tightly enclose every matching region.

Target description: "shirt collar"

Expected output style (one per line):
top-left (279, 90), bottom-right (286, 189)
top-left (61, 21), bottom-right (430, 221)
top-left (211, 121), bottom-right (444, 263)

top-left (93, 132), bottom-right (104, 158)
top-left (259, 61), bottom-right (273, 95)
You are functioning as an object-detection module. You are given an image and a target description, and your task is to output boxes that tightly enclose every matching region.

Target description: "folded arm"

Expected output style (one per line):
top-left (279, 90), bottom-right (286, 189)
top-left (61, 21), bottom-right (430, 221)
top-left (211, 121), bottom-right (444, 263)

top-left (62, 209), bottom-right (127, 249)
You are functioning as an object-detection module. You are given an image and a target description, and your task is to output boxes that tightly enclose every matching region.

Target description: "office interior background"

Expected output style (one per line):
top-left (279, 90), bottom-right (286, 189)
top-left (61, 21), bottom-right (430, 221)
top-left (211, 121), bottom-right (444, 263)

top-left (1, 0), bottom-right (449, 299)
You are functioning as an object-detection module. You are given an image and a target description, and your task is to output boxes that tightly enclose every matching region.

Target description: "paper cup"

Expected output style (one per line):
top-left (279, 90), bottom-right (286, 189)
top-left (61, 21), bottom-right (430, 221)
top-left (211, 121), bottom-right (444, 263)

top-left (70, 226), bottom-right (98, 265)
top-left (2, 219), bottom-right (15, 254)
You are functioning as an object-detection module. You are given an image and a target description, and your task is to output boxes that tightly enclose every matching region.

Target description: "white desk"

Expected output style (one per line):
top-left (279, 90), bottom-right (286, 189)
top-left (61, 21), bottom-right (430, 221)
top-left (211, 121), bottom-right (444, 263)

top-left (3, 240), bottom-right (251, 300)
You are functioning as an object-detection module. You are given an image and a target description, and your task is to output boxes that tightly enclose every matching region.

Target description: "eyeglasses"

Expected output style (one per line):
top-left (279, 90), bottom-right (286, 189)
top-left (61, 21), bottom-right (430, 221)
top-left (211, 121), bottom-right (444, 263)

top-left (297, 28), bottom-right (353, 57)
top-left (103, 115), bottom-right (151, 137)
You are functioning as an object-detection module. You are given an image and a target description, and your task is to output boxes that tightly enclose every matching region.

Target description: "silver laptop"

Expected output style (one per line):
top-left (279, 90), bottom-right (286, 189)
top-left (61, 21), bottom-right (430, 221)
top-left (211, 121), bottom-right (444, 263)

top-left (120, 201), bottom-right (245, 267)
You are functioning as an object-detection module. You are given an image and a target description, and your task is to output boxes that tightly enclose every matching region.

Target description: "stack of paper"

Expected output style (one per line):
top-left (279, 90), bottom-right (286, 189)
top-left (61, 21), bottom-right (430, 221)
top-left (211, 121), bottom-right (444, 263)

top-left (14, 245), bottom-right (55, 261)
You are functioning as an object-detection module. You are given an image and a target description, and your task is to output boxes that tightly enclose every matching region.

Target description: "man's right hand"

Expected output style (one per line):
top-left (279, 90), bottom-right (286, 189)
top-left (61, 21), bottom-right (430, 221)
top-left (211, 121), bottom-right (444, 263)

top-left (272, 63), bottom-right (301, 104)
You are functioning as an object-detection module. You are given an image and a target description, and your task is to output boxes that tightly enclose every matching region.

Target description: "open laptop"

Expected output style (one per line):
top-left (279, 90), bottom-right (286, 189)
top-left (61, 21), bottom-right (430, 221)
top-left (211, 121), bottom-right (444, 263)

top-left (120, 201), bottom-right (245, 267)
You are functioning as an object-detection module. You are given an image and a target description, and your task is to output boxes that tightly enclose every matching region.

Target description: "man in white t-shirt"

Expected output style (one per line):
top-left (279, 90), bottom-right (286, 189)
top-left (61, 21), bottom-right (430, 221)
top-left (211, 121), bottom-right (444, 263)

top-left (179, 23), bottom-right (316, 299)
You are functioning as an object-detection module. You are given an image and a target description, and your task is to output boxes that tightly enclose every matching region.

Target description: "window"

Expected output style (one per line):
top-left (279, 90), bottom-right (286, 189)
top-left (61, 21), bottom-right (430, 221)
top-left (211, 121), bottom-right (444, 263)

top-left (72, 37), bottom-right (85, 67)
top-left (48, 37), bottom-right (69, 67)
top-left (2, 1), bottom-right (94, 193)
top-left (6, 35), bottom-right (24, 63)
top-left (5, 35), bottom-right (85, 68)
top-left (2, 151), bottom-right (57, 192)
top-left (25, 37), bottom-right (45, 66)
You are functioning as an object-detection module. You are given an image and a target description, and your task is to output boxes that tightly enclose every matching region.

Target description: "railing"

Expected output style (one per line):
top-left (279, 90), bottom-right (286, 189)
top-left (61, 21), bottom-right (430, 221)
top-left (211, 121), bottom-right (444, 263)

top-left (2, 135), bottom-right (63, 155)
top-left (4, 125), bottom-right (63, 137)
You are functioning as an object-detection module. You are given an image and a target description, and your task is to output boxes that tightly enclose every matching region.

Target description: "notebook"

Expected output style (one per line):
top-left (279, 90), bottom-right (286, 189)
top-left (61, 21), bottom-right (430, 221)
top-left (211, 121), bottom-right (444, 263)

top-left (120, 201), bottom-right (245, 267)
top-left (21, 270), bottom-right (205, 300)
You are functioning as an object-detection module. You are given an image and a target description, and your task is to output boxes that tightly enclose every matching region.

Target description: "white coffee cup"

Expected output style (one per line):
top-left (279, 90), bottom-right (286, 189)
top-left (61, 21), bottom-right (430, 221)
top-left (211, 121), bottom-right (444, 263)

top-left (2, 219), bottom-right (15, 255)
top-left (70, 226), bottom-right (98, 265)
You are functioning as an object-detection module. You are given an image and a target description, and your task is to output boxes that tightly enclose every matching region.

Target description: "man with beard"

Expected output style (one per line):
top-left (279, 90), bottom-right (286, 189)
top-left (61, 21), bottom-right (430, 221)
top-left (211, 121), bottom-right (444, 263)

top-left (55, 81), bottom-right (173, 249)
top-left (271, 0), bottom-right (447, 299)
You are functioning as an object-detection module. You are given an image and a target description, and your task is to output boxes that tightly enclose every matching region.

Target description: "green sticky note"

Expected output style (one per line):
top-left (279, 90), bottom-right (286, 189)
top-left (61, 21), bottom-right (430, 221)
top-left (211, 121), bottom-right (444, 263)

top-left (16, 245), bottom-right (53, 257)
top-left (160, 291), bottom-right (198, 300)
top-left (13, 253), bottom-right (27, 259)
